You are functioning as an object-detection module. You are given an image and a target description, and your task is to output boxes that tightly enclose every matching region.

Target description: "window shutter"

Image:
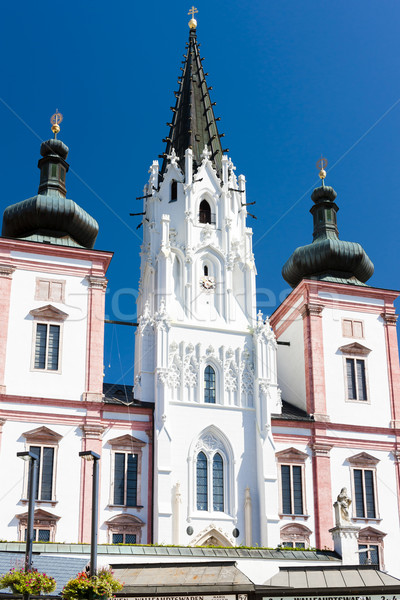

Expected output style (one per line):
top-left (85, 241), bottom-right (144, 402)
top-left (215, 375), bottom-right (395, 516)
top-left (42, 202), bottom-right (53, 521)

top-left (47, 325), bottom-right (60, 370)
top-left (292, 465), bottom-right (303, 515)
top-left (212, 453), bottom-right (224, 511)
top-left (354, 469), bottom-right (365, 517)
top-left (196, 452), bottom-right (208, 510)
top-left (34, 325), bottom-right (47, 369)
top-left (356, 360), bottom-right (367, 401)
top-left (114, 453), bottom-right (125, 505)
top-left (126, 454), bottom-right (138, 506)
top-left (40, 447), bottom-right (54, 501)
top-left (343, 320), bottom-right (353, 337)
top-left (281, 465), bottom-right (292, 514)
top-left (353, 321), bottom-right (363, 338)
top-left (346, 358), bottom-right (357, 399)
top-left (364, 469), bottom-right (376, 518)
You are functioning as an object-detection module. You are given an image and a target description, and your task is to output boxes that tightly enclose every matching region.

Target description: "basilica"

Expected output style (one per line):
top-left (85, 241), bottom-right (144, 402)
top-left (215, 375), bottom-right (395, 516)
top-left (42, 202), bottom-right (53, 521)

top-left (0, 13), bottom-right (399, 584)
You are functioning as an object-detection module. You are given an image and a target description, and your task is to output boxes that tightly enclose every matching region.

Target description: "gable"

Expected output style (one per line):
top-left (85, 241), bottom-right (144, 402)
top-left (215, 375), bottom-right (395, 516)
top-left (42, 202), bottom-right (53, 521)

top-left (22, 426), bottom-right (63, 444)
top-left (276, 447), bottom-right (308, 463)
top-left (347, 452), bottom-right (380, 466)
top-left (29, 304), bottom-right (69, 321)
top-left (108, 434), bottom-right (146, 449)
top-left (338, 342), bottom-right (371, 356)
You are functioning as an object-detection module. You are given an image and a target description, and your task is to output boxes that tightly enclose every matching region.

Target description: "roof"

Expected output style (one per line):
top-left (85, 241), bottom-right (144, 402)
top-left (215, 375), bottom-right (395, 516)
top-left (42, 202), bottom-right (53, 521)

top-left (261, 565), bottom-right (400, 594)
top-left (161, 27), bottom-right (224, 176)
top-left (111, 561), bottom-right (254, 594)
top-left (0, 543), bottom-right (339, 561)
top-left (0, 552), bottom-right (87, 594)
top-left (272, 400), bottom-right (313, 422)
top-left (102, 383), bottom-right (153, 409)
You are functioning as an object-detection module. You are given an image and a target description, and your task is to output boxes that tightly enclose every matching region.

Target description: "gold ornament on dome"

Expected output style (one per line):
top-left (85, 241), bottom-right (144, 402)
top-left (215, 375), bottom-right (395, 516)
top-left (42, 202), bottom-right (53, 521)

top-left (316, 156), bottom-right (328, 182)
top-left (50, 110), bottom-right (63, 138)
top-left (188, 6), bottom-right (198, 29)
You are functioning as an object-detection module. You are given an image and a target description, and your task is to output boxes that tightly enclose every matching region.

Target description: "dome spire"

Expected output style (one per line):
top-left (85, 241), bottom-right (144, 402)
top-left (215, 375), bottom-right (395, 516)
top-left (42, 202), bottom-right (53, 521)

top-left (50, 110), bottom-right (63, 139)
top-left (281, 159), bottom-right (374, 288)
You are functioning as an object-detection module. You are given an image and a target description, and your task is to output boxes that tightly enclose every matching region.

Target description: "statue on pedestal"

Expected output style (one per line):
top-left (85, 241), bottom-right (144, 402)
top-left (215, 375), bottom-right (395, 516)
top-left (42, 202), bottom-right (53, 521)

top-left (334, 487), bottom-right (352, 526)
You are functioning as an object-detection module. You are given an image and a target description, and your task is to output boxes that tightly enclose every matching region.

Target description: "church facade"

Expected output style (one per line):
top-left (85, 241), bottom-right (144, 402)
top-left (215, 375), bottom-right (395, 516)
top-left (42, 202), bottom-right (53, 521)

top-left (0, 16), bottom-right (399, 578)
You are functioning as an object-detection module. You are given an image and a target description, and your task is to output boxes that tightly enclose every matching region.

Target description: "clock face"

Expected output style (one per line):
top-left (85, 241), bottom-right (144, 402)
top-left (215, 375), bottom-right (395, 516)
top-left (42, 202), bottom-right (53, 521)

top-left (200, 275), bottom-right (216, 291)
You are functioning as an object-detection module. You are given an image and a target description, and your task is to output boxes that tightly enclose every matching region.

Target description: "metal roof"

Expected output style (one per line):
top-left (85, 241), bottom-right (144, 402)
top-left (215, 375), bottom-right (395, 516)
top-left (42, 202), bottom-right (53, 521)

top-left (0, 543), bottom-right (340, 561)
top-left (0, 552), bottom-right (87, 594)
top-left (112, 561), bottom-right (255, 594)
top-left (261, 565), bottom-right (400, 594)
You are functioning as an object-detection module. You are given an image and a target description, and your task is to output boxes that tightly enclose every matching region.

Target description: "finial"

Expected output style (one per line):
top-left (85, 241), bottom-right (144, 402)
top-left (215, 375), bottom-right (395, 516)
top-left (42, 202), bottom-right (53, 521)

top-left (188, 6), bottom-right (198, 29)
top-left (316, 156), bottom-right (327, 187)
top-left (50, 110), bottom-right (63, 139)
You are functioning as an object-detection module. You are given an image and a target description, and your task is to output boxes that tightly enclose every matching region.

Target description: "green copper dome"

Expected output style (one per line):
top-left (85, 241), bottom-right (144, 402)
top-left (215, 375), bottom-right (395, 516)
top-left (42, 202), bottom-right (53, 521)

top-left (282, 185), bottom-right (374, 288)
top-left (2, 136), bottom-right (98, 248)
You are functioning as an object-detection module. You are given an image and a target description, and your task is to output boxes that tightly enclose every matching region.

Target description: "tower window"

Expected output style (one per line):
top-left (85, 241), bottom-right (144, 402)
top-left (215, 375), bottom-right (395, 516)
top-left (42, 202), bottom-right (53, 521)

top-left (204, 365), bottom-right (216, 403)
top-left (196, 450), bottom-right (224, 512)
top-left (196, 451), bottom-right (208, 510)
top-left (34, 324), bottom-right (60, 371)
top-left (50, 164), bottom-right (58, 178)
top-left (346, 358), bottom-right (367, 401)
top-left (353, 468), bottom-right (376, 518)
top-left (29, 445), bottom-right (55, 501)
top-left (199, 200), bottom-right (215, 224)
top-left (212, 453), bottom-right (224, 511)
top-left (113, 452), bottom-right (138, 506)
top-left (204, 265), bottom-right (209, 276)
top-left (170, 180), bottom-right (178, 202)
top-left (281, 464), bottom-right (304, 515)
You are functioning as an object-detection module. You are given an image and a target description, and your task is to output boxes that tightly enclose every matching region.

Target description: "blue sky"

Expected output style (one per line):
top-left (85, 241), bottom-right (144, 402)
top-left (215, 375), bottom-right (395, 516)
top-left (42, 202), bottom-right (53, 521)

top-left (1, 1), bottom-right (400, 386)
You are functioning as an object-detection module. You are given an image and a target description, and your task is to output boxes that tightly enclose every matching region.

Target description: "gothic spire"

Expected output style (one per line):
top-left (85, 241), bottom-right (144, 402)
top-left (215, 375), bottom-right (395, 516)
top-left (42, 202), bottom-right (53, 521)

top-left (161, 21), bottom-right (224, 176)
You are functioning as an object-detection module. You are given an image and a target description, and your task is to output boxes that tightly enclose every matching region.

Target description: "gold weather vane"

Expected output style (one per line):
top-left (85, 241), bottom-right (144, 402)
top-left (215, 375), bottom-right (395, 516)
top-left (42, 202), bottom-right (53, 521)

top-left (316, 156), bottom-right (328, 186)
top-left (188, 6), bottom-right (198, 29)
top-left (50, 110), bottom-right (63, 139)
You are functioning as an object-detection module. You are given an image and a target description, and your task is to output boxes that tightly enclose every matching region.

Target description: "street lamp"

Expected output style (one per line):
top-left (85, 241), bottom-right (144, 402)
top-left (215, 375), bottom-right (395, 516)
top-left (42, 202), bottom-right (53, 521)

top-left (79, 450), bottom-right (100, 576)
top-left (17, 451), bottom-right (38, 572)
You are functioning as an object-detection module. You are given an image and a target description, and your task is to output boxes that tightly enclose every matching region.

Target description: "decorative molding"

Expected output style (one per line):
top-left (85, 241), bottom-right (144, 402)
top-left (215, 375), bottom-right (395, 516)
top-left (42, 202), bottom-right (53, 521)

top-left (108, 434), bottom-right (146, 451)
top-left (358, 526), bottom-right (386, 542)
top-left (276, 447), bottom-right (308, 463)
top-left (338, 342), bottom-right (372, 356)
top-left (381, 312), bottom-right (398, 325)
top-left (300, 303), bottom-right (324, 318)
top-left (347, 451), bottom-right (380, 466)
top-left (16, 508), bottom-right (60, 526)
top-left (81, 424), bottom-right (106, 439)
top-left (0, 264), bottom-right (16, 278)
top-left (310, 442), bottom-right (333, 457)
top-left (29, 304), bottom-right (68, 321)
top-left (22, 425), bottom-right (62, 444)
top-left (87, 276), bottom-right (108, 290)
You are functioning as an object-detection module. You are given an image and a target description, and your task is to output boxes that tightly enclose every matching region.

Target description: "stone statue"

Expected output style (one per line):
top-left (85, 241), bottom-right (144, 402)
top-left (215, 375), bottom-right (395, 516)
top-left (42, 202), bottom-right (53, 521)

top-left (334, 487), bottom-right (352, 526)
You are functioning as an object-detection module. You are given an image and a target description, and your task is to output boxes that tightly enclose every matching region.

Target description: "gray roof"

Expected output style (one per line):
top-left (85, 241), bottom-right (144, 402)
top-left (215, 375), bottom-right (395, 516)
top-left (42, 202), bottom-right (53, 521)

top-left (111, 561), bottom-right (254, 594)
top-left (0, 552), bottom-right (87, 594)
top-left (0, 543), bottom-right (339, 562)
top-left (261, 566), bottom-right (400, 593)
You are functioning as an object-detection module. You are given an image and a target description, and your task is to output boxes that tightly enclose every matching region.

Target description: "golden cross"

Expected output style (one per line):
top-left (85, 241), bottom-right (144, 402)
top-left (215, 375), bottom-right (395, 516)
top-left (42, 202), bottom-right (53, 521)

top-left (188, 6), bottom-right (198, 18)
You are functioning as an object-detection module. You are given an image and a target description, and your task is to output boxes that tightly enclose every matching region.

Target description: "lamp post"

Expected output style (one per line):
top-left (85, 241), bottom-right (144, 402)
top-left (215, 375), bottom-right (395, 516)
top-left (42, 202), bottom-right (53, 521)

top-left (79, 450), bottom-right (100, 577)
top-left (17, 451), bottom-right (38, 572)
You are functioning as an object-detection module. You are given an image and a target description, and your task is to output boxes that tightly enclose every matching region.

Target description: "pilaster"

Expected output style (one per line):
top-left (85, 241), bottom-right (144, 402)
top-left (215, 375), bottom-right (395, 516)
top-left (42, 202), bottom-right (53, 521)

top-left (83, 276), bottom-right (108, 402)
top-left (381, 312), bottom-right (400, 428)
top-left (78, 423), bottom-right (105, 543)
top-left (0, 265), bottom-right (15, 394)
top-left (310, 439), bottom-right (334, 549)
top-left (301, 302), bottom-right (329, 420)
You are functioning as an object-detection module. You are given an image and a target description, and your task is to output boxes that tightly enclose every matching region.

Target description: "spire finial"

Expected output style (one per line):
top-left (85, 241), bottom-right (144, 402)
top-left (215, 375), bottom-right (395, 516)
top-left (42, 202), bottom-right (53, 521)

top-left (188, 6), bottom-right (198, 29)
top-left (316, 156), bottom-right (327, 187)
top-left (50, 110), bottom-right (63, 139)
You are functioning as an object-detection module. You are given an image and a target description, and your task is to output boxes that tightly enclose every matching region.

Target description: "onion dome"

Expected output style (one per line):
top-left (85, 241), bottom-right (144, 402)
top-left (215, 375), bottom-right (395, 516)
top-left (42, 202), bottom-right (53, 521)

top-left (282, 184), bottom-right (374, 288)
top-left (2, 118), bottom-right (98, 248)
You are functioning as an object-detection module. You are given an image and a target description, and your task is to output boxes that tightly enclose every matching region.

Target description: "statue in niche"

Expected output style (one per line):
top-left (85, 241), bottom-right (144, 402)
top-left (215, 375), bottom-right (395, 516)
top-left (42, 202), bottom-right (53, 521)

top-left (334, 487), bottom-right (352, 526)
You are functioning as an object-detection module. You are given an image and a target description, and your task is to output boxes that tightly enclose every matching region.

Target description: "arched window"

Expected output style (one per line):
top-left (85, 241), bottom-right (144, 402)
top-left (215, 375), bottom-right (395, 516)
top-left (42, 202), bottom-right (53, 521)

top-left (212, 453), bottom-right (224, 511)
top-left (170, 180), bottom-right (178, 202)
top-left (204, 365), bottom-right (216, 403)
top-left (203, 264), bottom-right (209, 276)
top-left (196, 452), bottom-right (208, 510)
top-left (199, 199), bottom-right (212, 224)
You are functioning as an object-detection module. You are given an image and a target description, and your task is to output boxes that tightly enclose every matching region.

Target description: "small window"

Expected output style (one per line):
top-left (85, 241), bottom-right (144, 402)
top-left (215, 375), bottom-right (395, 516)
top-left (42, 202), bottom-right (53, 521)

top-left (204, 265), bottom-right (209, 276)
top-left (50, 164), bottom-right (58, 178)
top-left (170, 180), bottom-right (178, 202)
top-left (282, 541), bottom-right (306, 548)
top-left (35, 278), bottom-right (65, 303)
top-left (204, 365), bottom-right (216, 403)
top-left (280, 523), bottom-right (311, 548)
top-left (199, 200), bottom-right (213, 224)
top-left (353, 469), bottom-right (376, 518)
top-left (34, 324), bottom-right (60, 371)
top-left (112, 533), bottom-right (137, 544)
top-left (281, 464), bottom-right (304, 515)
top-left (212, 453), bottom-right (224, 511)
top-left (359, 544), bottom-right (379, 566)
top-left (24, 528), bottom-right (51, 542)
top-left (60, 167), bottom-right (66, 183)
top-left (346, 358), bottom-right (367, 401)
top-left (342, 319), bottom-right (364, 338)
top-left (113, 452), bottom-right (138, 506)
